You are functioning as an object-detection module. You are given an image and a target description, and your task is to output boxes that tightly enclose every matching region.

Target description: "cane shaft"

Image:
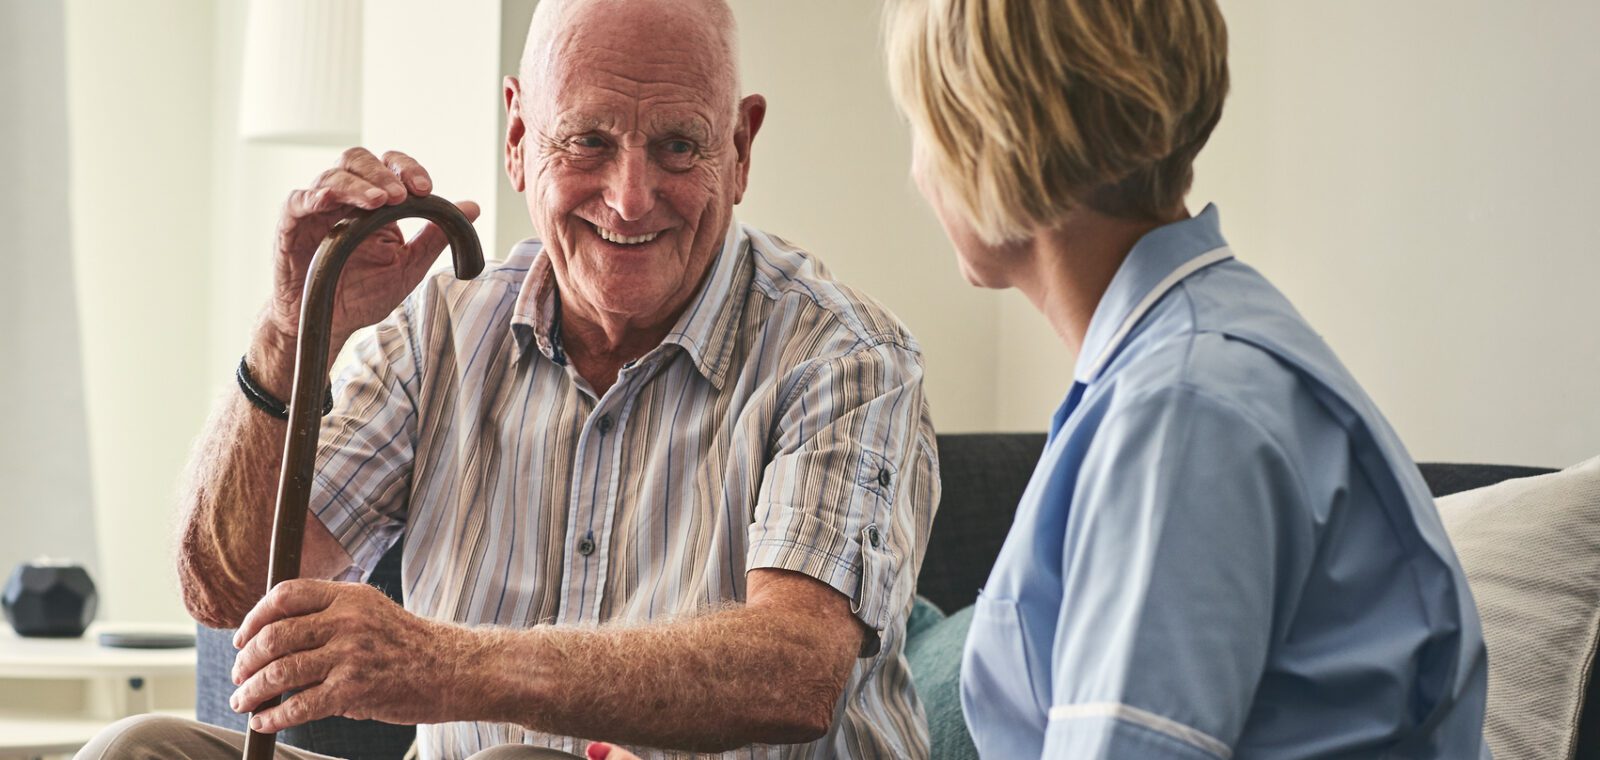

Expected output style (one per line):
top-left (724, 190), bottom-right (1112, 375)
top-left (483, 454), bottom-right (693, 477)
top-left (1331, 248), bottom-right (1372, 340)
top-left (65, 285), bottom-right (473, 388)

top-left (243, 195), bottom-right (482, 760)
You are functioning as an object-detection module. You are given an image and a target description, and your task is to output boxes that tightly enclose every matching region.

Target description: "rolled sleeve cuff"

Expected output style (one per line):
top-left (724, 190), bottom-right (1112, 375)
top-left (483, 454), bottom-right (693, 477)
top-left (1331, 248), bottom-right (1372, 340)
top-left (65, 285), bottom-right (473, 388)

top-left (748, 504), bottom-right (899, 657)
top-left (310, 472), bottom-right (401, 582)
top-left (1045, 704), bottom-right (1232, 760)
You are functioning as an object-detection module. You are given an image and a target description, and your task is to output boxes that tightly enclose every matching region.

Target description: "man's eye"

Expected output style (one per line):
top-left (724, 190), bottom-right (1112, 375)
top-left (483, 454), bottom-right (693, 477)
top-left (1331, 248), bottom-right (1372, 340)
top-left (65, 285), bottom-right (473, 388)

top-left (572, 136), bottom-right (606, 150)
top-left (662, 139), bottom-right (695, 155)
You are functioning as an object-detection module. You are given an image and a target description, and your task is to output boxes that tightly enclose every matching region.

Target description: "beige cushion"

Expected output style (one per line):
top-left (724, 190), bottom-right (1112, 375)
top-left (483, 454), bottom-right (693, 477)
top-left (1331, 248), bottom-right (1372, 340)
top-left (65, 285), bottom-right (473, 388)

top-left (1438, 456), bottom-right (1600, 760)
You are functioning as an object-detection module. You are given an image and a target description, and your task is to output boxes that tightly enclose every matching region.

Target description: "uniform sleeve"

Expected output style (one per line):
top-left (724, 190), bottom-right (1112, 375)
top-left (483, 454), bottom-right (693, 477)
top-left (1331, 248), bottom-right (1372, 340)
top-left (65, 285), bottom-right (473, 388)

top-left (747, 340), bottom-right (938, 656)
top-left (1044, 386), bottom-right (1315, 759)
top-left (308, 296), bottom-right (424, 580)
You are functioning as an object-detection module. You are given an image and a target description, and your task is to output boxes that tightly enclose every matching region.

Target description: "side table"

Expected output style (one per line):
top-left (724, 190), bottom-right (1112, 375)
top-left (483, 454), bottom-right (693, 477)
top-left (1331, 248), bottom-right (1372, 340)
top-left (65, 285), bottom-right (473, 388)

top-left (0, 622), bottom-right (196, 759)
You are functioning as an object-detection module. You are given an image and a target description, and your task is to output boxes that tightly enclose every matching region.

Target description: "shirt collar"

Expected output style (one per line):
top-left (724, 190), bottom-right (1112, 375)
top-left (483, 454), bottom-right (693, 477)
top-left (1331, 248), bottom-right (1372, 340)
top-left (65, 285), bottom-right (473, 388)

top-left (1074, 203), bottom-right (1233, 383)
top-left (509, 220), bottom-right (751, 389)
top-left (509, 240), bottom-right (563, 365)
top-left (657, 220), bottom-right (751, 389)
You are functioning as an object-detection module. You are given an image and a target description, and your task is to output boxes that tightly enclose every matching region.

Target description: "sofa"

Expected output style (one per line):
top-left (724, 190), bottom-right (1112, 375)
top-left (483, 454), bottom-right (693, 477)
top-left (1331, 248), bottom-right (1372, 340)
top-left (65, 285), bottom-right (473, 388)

top-left (196, 433), bottom-right (1587, 759)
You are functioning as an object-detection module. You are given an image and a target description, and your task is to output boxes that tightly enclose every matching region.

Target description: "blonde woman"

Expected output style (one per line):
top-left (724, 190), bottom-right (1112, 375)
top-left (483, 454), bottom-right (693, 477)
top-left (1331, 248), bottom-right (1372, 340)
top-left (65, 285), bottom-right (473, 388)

top-left (590, 3), bottom-right (1489, 759)
top-left (876, 1), bottom-right (1491, 759)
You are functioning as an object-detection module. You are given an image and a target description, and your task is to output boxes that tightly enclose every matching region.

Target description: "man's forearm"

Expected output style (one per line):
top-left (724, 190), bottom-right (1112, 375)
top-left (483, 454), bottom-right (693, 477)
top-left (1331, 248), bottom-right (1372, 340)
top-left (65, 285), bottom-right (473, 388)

top-left (462, 600), bottom-right (859, 752)
top-left (178, 321), bottom-right (329, 628)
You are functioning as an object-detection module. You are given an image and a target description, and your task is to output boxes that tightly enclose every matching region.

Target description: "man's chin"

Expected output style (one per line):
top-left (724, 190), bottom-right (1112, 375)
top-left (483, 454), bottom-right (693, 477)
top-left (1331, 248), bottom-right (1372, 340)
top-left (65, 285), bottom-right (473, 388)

top-left (568, 273), bottom-right (675, 319)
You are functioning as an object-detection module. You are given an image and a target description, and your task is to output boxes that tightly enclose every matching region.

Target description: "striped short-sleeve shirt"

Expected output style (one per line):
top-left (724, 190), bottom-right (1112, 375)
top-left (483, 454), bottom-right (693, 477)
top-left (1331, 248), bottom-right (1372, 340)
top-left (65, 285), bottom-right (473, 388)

top-left (311, 221), bottom-right (940, 759)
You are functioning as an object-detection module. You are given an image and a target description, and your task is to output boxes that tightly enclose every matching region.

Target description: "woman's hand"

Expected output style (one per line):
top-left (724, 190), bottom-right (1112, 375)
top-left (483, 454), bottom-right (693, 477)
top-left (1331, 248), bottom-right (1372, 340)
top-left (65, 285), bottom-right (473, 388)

top-left (586, 742), bottom-right (642, 760)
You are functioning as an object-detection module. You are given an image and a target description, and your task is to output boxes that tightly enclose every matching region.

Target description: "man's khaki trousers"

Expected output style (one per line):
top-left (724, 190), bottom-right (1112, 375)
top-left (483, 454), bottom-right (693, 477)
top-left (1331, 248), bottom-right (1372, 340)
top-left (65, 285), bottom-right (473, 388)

top-left (74, 714), bottom-right (584, 760)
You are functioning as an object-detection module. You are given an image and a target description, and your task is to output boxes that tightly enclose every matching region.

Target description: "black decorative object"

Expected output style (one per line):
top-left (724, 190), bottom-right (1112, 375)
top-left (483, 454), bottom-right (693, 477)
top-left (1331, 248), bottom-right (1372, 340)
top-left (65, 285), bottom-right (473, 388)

top-left (2, 560), bottom-right (98, 637)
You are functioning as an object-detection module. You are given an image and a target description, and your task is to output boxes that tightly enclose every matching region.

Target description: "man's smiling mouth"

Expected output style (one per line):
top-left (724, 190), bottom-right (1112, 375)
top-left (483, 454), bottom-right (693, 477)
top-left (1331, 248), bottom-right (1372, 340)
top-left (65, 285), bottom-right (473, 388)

top-left (592, 223), bottom-right (662, 246)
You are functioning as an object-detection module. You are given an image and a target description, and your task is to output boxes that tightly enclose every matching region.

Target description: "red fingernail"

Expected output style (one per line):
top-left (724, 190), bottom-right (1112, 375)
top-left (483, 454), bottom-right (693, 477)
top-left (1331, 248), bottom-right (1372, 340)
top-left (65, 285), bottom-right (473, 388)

top-left (586, 742), bottom-right (610, 760)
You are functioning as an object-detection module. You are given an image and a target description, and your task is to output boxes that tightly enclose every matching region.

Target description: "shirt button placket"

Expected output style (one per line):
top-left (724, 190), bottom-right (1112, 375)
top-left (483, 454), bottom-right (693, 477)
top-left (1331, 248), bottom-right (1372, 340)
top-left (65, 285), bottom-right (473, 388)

top-left (587, 415), bottom-right (613, 562)
top-left (574, 410), bottom-right (617, 623)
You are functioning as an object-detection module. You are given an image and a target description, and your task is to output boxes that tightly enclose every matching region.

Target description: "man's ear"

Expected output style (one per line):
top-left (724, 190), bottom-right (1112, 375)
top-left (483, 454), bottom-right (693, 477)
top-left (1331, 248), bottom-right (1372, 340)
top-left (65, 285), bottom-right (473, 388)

top-left (504, 76), bottom-right (527, 192)
top-left (732, 94), bottom-right (766, 205)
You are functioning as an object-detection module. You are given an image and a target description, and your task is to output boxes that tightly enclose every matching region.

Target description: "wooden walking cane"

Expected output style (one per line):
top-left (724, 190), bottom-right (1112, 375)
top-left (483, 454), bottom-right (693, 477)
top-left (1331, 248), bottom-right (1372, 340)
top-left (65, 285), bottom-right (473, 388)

top-left (242, 194), bottom-right (484, 760)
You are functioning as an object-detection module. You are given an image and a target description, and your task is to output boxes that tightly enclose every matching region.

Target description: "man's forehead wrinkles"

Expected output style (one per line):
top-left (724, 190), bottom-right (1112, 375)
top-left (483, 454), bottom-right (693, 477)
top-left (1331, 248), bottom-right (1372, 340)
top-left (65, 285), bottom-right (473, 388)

top-left (541, 66), bottom-right (730, 135)
top-left (542, 21), bottom-right (732, 99)
top-left (552, 61), bottom-right (722, 96)
top-left (549, 83), bottom-right (722, 117)
top-left (554, 30), bottom-right (722, 79)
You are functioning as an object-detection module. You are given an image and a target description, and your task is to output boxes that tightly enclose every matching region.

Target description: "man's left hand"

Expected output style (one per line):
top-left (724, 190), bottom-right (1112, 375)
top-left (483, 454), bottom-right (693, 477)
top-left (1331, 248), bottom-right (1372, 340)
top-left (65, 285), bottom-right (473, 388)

top-left (228, 578), bottom-right (472, 732)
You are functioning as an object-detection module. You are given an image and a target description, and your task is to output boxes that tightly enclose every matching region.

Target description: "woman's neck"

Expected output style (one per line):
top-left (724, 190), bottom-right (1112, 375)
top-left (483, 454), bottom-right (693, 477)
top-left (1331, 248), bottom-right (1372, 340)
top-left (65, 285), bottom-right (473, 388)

top-left (1012, 206), bottom-right (1190, 364)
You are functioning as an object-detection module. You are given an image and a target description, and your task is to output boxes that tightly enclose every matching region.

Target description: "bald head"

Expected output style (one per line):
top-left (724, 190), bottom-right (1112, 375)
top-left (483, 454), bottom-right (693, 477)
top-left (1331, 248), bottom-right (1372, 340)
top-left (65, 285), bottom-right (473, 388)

top-left (519, 0), bottom-right (740, 114)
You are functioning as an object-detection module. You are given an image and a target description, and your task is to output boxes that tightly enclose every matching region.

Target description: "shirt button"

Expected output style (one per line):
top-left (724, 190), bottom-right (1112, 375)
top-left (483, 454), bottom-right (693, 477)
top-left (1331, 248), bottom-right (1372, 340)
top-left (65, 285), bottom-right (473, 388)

top-left (866, 525), bottom-right (881, 548)
top-left (597, 414), bottom-right (613, 434)
top-left (577, 536), bottom-right (596, 556)
top-left (877, 468), bottom-right (892, 487)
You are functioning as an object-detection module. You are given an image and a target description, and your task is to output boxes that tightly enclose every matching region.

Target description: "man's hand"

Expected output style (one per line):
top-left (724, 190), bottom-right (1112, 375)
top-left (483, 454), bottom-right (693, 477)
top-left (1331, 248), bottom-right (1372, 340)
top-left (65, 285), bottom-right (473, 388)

top-left (228, 579), bottom-right (477, 733)
top-left (268, 147), bottom-right (481, 352)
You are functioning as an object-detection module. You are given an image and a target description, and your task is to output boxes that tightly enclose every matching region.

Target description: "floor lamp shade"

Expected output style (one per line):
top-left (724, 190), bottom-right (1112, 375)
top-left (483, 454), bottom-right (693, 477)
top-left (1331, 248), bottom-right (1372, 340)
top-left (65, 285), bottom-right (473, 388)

top-left (239, 0), bottom-right (363, 145)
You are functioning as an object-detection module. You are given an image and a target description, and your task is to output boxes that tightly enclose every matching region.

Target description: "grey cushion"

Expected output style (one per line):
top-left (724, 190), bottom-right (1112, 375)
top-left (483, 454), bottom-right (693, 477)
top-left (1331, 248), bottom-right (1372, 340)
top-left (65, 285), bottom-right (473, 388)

top-left (1438, 456), bottom-right (1600, 760)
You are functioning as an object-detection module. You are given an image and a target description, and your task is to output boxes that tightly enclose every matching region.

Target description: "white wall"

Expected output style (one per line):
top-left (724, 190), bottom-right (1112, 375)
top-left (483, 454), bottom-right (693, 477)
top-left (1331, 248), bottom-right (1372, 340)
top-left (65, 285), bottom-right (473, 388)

top-left (64, 0), bottom-right (216, 623)
top-left (996, 0), bottom-right (1600, 468)
top-left (362, 0), bottom-right (505, 254)
top-left (0, 0), bottom-right (99, 588)
top-left (207, 0), bottom-right (346, 384)
top-left (730, 0), bottom-right (1000, 432)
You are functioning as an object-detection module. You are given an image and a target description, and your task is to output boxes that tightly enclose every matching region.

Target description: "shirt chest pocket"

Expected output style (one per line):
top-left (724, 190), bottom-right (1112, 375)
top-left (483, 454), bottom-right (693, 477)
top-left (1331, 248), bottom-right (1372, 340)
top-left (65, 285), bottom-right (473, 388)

top-left (963, 590), bottom-right (1053, 730)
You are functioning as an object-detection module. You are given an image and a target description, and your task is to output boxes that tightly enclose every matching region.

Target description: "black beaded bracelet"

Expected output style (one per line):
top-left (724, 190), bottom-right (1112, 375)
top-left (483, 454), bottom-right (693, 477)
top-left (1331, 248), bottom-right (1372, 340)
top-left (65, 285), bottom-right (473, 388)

top-left (236, 355), bottom-right (333, 421)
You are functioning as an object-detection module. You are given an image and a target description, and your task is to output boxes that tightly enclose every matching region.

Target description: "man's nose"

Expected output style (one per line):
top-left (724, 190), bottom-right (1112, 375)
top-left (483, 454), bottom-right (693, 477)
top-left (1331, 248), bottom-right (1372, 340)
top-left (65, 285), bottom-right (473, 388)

top-left (603, 147), bottom-right (657, 223)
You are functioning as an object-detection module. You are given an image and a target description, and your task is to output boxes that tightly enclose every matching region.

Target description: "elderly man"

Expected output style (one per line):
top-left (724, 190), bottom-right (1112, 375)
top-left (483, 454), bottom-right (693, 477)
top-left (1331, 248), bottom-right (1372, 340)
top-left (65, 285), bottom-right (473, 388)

top-left (76, 1), bottom-right (936, 758)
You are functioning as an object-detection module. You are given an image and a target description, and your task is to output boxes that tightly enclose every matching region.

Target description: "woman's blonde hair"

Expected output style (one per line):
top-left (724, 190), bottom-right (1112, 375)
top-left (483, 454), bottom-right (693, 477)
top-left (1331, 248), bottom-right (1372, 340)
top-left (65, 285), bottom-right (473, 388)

top-left (886, 0), bottom-right (1228, 243)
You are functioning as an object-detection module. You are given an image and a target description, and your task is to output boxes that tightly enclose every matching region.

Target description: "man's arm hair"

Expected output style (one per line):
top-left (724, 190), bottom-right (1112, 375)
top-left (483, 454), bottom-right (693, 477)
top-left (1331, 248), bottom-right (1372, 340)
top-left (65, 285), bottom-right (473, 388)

top-left (177, 323), bottom-right (353, 629)
top-left (461, 568), bottom-right (865, 751)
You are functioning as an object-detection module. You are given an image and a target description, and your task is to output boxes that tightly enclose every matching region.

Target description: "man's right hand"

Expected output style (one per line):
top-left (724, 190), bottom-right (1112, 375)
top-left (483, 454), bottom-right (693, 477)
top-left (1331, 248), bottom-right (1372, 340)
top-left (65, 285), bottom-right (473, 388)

top-left (266, 147), bottom-right (481, 355)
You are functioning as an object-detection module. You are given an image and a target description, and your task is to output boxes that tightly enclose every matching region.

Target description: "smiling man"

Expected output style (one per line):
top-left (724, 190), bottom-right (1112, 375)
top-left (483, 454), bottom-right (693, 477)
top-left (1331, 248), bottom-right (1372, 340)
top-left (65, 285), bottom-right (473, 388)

top-left (76, 1), bottom-right (937, 759)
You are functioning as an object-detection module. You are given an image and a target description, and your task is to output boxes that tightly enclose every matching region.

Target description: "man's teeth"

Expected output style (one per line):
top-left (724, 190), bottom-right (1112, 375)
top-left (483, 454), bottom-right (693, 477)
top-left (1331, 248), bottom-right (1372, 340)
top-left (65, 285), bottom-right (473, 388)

top-left (596, 227), bottom-right (660, 245)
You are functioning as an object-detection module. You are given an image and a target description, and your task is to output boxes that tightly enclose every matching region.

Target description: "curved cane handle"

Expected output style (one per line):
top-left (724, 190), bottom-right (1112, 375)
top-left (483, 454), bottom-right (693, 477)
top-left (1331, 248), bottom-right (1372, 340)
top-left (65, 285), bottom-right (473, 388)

top-left (243, 195), bottom-right (483, 760)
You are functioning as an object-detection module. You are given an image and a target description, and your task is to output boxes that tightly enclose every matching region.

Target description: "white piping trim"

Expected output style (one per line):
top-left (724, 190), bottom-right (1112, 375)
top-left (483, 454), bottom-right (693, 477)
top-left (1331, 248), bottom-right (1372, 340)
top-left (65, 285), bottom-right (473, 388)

top-left (1049, 702), bottom-right (1233, 759)
top-left (1084, 246), bottom-right (1234, 380)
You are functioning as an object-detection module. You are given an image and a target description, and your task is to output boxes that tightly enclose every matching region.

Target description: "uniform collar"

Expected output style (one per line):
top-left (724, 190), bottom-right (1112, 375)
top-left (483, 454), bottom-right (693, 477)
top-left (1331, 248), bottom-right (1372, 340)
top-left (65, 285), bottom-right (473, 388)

top-left (1073, 204), bottom-right (1233, 383)
top-left (509, 220), bottom-right (751, 389)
